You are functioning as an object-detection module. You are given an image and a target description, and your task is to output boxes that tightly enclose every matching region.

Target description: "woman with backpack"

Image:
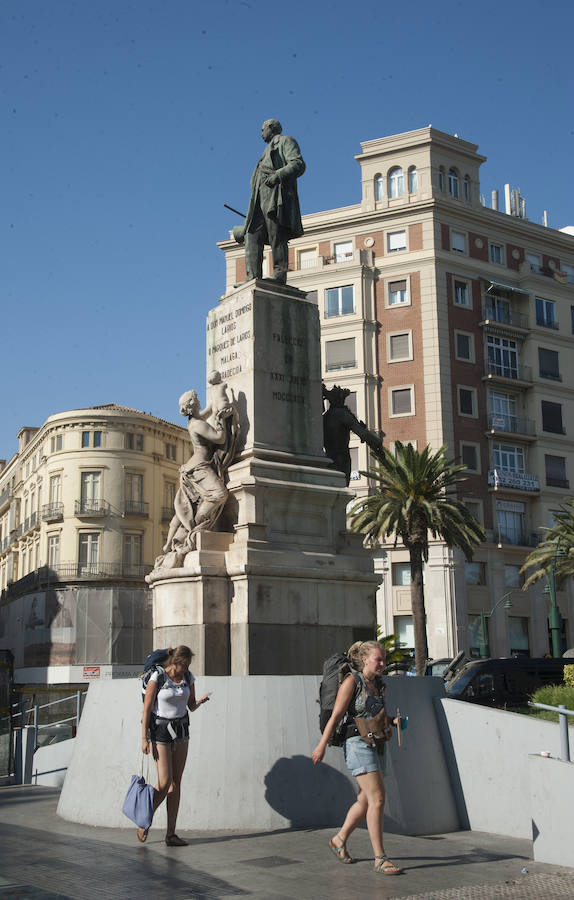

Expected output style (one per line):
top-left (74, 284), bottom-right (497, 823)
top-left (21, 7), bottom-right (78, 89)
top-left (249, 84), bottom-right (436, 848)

top-left (311, 640), bottom-right (403, 876)
top-left (139, 645), bottom-right (210, 845)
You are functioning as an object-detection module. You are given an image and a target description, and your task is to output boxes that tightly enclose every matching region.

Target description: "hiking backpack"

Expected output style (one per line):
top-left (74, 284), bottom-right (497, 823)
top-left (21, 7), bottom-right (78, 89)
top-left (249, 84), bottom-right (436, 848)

top-left (141, 648), bottom-right (191, 702)
top-left (319, 652), bottom-right (359, 746)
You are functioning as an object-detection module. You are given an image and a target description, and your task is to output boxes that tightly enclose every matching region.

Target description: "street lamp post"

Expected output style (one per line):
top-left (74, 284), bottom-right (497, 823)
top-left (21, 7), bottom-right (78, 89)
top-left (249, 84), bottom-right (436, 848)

top-left (479, 592), bottom-right (513, 659)
top-left (546, 538), bottom-right (563, 658)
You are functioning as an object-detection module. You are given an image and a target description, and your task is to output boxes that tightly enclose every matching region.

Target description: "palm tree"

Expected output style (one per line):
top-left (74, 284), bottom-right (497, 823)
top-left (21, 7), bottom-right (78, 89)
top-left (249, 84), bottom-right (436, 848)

top-left (522, 498), bottom-right (574, 587)
top-left (349, 441), bottom-right (485, 676)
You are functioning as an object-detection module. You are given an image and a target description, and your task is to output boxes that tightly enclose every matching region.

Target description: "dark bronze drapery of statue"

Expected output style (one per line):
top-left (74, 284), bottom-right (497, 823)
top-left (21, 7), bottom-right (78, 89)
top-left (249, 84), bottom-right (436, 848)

top-left (322, 384), bottom-right (383, 486)
top-left (233, 119), bottom-right (305, 286)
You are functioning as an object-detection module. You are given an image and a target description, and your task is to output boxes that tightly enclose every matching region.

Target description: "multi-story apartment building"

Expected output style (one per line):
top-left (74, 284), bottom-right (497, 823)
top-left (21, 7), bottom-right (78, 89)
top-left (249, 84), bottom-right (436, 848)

top-left (219, 126), bottom-right (574, 662)
top-left (0, 404), bottom-right (189, 697)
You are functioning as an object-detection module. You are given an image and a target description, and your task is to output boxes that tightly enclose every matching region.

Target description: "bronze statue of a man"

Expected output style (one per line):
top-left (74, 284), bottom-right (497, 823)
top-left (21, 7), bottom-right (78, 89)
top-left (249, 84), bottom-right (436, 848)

top-left (234, 119), bottom-right (305, 285)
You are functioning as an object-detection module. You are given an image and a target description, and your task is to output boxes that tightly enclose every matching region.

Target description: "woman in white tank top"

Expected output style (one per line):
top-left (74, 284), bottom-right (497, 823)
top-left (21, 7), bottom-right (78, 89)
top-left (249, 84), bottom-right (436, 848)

top-left (140, 645), bottom-right (210, 845)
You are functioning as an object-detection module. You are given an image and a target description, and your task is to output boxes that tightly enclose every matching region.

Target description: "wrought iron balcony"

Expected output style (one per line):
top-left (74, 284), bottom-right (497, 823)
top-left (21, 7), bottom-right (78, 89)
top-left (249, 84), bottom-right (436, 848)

top-left (546, 476), bottom-right (570, 489)
top-left (75, 499), bottom-right (110, 516)
top-left (0, 486), bottom-right (13, 511)
top-left (483, 360), bottom-right (532, 383)
top-left (481, 304), bottom-right (529, 330)
top-left (123, 500), bottom-right (149, 517)
top-left (487, 414), bottom-right (535, 436)
top-left (488, 469), bottom-right (539, 492)
top-left (496, 526), bottom-right (540, 547)
top-left (41, 502), bottom-right (64, 522)
top-left (0, 562), bottom-right (154, 600)
top-left (535, 314), bottom-right (559, 330)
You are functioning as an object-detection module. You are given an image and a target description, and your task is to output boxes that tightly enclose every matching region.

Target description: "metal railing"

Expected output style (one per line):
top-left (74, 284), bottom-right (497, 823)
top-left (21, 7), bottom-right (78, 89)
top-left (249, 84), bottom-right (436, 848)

top-left (535, 315), bottom-right (559, 330)
top-left (75, 499), bottom-right (109, 516)
top-left (496, 526), bottom-right (540, 547)
top-left (7, 691), bottom-right (87, 784)
top-left (123, 500), bottom-right (149, 517)
top-left (161, 506), bottom-right (174, 522)
top-left (529, 701), bottom-right (574, 761)
top-left (41, 502), bottom-right (64, 521)
top-left (484, 359), bottom-right (532, 382)
top-left (482, 304), bottom-right (529, 330)
top-left (487, 413), bottom-right (535, 436)
top-left (546, 476), bottom-right (570, 489)
top-left (488, 469), bottom-right (539, 492)
top-left (0, 561), bottom-right (153, 600)
top-left (0, 486), bottom-right (13, 510)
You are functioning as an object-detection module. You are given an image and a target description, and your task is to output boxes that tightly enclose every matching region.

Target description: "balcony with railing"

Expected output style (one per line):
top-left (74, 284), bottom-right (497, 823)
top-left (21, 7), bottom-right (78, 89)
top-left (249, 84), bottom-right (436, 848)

top-left (21, 512), bottom-right (39, 536)
top-left (487, 414), bottom-right (535, 437)
top-left (123, 500), bottom-right (149, 517)
top-left (75, 499), bottom-right (110, 517)
top-left (546, 476), bottom-right (570, 489)
top-left (481, 304), bottom-right (529, 332)
top-left (496, 525), bottom-right (540, 547)
top-left (0, 561), bottom-right (154, 600)
top-left (41, 502), bottom-right (64, 522)
top-left (488, 469), bottom-right (540, 492)
top-left (161, 506), bottom-right (174, 522)
top-left (535, 313), bottom-right (559, 330)
top-left (0, 486), bottom-right (13, 511)
top-left (483, 360), bottom-right (532, 384)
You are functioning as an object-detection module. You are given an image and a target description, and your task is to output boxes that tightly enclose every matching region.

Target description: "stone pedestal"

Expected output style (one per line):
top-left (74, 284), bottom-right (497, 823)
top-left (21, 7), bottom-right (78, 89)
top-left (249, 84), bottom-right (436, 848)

top-left (149, 280), bottom-right (379, 674)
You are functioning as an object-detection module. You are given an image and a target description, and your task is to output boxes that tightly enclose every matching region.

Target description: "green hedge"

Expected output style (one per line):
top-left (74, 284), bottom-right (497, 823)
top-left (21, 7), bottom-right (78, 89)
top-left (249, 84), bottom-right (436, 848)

top-left (530, 684), bottom-right (574, 722)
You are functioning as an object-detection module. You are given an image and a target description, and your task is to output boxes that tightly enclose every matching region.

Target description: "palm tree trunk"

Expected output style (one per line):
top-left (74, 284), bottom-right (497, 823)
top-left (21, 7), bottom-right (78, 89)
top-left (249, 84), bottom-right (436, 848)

top-left (410, 545), bottom-right (429, 676)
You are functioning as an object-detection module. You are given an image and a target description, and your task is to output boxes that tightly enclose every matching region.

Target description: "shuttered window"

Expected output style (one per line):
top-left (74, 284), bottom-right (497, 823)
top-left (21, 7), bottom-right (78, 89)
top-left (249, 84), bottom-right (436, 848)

top-left (325, 338), bottom-right (356, 371)
top-left (389, 332), bottom-right (411, 361)
top-left (391, 388), bottom-right (413, 415)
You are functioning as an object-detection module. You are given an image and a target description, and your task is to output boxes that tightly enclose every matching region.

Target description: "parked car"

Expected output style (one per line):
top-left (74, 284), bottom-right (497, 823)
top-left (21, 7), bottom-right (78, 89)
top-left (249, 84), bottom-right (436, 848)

top-left (445, 657), bottom-right (574, 708)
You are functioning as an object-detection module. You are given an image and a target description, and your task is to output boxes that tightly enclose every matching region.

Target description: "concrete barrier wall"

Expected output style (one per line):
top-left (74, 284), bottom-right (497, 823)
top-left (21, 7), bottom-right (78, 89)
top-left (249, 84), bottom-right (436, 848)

top-left (436, 698), bottom-right (572, 839)
top-left (529, 754), bottom-right (574, 867)
top-left (33, 738), bottom-right (76, 788)
top-left (58, 675), bottom-right (459, 834)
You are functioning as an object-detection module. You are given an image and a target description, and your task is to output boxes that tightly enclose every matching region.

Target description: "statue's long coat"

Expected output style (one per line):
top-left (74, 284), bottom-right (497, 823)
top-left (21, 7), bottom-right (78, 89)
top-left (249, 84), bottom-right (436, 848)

top-left (244, 133), bottom-right (305, 240)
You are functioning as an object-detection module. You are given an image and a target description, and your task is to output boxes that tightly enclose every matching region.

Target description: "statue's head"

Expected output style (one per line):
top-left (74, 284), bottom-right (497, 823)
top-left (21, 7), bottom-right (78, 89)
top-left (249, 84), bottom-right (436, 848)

top-left (261, 119), bottom-right (282, 142)
top-left (179, 389), bottom-right (200, 417)
top-left (322, 383), bottom-right (350, 408)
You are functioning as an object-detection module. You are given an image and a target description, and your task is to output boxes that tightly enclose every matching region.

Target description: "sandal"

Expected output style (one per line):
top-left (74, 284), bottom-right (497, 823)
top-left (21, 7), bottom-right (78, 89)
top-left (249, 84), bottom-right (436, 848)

top-left (137, 827), bottom-right (149, 843)
top-left (165, 834), bottom-right (188, 846)
top-left (374, 854), bottom-right (402, 875)
top-left (328, 838), bottom-right (353, 864)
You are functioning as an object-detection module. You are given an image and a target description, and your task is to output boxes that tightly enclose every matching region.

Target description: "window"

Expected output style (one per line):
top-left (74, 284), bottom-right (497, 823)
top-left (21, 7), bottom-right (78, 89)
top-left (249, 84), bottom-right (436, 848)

top-left (493, 443), bottom-right (525, 473)
top-left (455, 332), bottom-right (474, 362)
top-left (298, 247), bottom-right (318, 269)
top-left (496, 500), bottom-right (525, 545)
top-left (388, 332), bottom-right (412, 362)
top-left (438, 166), bottom-right (445, 191)
top-left (461, 443), bottom-right (479, 472)
top-left (346, 392), bottom-right (357, 416)
top-left (464, 176), bottom-right (471, 202)
top-left (394, 616), bottom-right (414, 651)
top-left (454, 280), bottom-right (470, 307)
top-left (408, 166), bottom-right (417, 194)
top-left (126, 432), bottom-right (144, 451)
top-left (82, 431), bottom-right (90, 448)
top-left (564, 264), bottom-right (574, 284)
top-left (93, 431), bottom-right (102, 447)
top-left (163, 480), bottom-right (177, 509)
top-left (541, 400), bottom-right (564, 434)
top-left (125, 473), bottom-right (144, 512)
top-left (448, 168), bottom-right (459, 199)
top-left (464, 500), bottom-right (482, 524)
top-left (468, 615), bottom-right (483, 658)
top-left (458, 387), bottom-right (476, 417)
top-left (504, 565), bottom-right (523, 588)
top-left (50, 434), bottom-right (62, 453)
top-left (80, 472), bottom-right (101, 513)
top-left (451, 231), bottom-right (465, 253)
top-left (325, 285), bottom-right (354, 318)
top-left (536, 297), bottom-right (557, 329)
top-left (465, 562), bottom-right (486, 585)
top-left (392, 562), bottom-right (411, 586)
top-left (334, 241), bottom-right (353, 262)
top-left (388, 167), bottom-right (404, 198)
top-left (387, 231), bottom-right (406, 252)
top-left (490, 244), bottom-right (503, 264)
top-left (49, 474), bottom-right (61, 504)
top-left (47, 534), bottom-right (60, 569)
top-left (487, 335), bottom-right (518, 379)
top-left (165, 443), bottom-right (176, 460)
top-left (78, 533), bottom-right (99, 574)
top-left (527, 253), bottom-right (541, 273)
top-left (349, 448), bottom-right (360, 481)
top-left (390, 387), bottom-right (414, 417)
top-left (124, 534), bottom-right (143, 574)
top-left (509, 617), bottom-right (530, 657)
top-left (489, 391), bottom-right (517, 431)
top-left (388, 279), bottom-right (408, 306)
top-left (538, 348), bottom-right (560, 381)
top-left (325, 338), bottom-right (356, 371)
top-left (374, 174), bottom-right (383, 201)
top-left (545, 455), bottom-right (568, 488)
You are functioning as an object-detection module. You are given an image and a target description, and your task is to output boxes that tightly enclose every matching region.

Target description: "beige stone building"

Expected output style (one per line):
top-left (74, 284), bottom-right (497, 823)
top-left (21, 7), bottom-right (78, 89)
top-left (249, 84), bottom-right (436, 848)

top-left (219, 126), bottom-right (574, 661)
top-left (0, 404), bottom-right (189, 693)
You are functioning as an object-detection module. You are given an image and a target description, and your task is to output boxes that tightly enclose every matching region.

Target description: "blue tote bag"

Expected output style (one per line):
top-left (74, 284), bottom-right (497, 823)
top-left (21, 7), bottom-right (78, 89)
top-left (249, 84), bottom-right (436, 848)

top-left (123, 770), bottom-right (155, 829)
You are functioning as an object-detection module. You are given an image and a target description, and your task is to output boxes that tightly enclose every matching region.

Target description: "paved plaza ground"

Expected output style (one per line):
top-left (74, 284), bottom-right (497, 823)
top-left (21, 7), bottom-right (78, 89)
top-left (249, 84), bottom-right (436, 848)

top-left (1, 786), bottom-right (574, 899)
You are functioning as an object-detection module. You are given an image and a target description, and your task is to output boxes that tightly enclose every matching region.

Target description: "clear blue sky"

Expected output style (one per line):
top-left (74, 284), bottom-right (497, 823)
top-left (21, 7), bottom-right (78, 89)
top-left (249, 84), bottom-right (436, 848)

top-left (2, 0), bottom-right (573, 458)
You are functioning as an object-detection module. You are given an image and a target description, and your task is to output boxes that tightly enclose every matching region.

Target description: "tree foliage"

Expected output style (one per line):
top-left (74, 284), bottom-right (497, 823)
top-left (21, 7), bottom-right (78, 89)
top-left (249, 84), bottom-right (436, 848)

top-left (349, 442), bottom-right (485, 675)
top-left (522, 498), bottom-right (574, 588)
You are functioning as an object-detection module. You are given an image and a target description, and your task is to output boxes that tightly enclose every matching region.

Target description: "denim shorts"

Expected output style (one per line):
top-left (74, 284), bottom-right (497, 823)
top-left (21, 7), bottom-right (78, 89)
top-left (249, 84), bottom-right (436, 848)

top-left (343, 735), bottom-right (386, 777)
